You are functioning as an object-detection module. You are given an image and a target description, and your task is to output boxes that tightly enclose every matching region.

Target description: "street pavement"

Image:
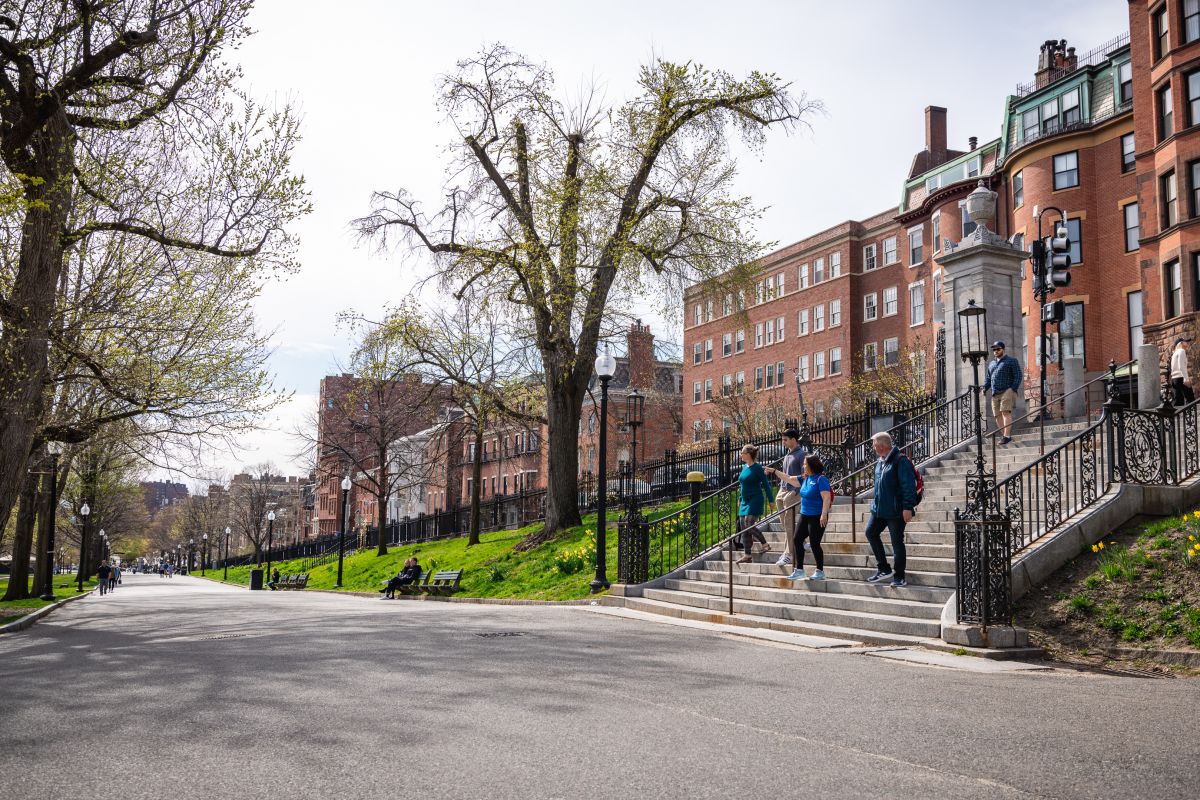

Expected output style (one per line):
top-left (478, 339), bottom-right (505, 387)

top-left (1, 573), bottom-right (1196, 800)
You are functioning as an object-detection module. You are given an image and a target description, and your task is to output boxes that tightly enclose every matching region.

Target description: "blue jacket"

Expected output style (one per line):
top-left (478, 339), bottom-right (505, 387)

top-left (986, 354), bottom-right (1022, 394)
top-left (872, 448), bottom-right (918, 519)
top-left (738, 463), bottom-right (774, 517)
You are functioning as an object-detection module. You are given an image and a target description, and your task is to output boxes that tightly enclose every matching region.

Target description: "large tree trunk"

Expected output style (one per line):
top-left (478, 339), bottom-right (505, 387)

top-left (2, 471), bottom-right (40, 601)
top-left (542, 373), bottom-right (585, 535)
top-left (0, 113), bottom-right (75, 544)
top-left (30, 467), bottom-right (53, 597)
top-left (468, 421), bottom-right (484, 546)
top-left (376, 447), bottom-right (388, 556)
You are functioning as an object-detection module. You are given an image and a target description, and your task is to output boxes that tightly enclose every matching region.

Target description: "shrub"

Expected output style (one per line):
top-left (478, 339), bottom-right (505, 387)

top-left (1188, 628), bottom-right (1200, 649)
top-left (1084, 575), bottom-right (1102, 590)
top-left (1069, 594), bottom-right (1095, 614)
top-left (1121, 622), bottom-right (1150, 642)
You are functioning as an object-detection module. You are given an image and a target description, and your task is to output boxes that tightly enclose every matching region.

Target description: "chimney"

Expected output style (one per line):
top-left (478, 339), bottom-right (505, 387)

top-left (968, 136), bottom-right (978, 151)
top-left (925, 106), bottom-right (947, 158)
top-left (626, 320), bottom-right (655, 390)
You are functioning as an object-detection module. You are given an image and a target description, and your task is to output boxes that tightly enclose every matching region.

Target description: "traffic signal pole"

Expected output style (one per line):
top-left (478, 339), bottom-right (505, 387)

top-left (1031, 205), bottom-right (1071, 455)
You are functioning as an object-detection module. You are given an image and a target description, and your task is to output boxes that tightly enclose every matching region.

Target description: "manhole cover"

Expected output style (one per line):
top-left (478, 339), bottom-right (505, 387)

top-left (474, 632), bottom-right (525, 638)
top-left (197, 634), bottom-right (250, 641)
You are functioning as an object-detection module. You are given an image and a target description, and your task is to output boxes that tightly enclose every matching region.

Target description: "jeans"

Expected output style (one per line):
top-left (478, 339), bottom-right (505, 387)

top-left (1172, 377), bottom-right (1195, 406)
top-left (737, 515), bottom-right (766, 554)
top-left (794, 514), bottom-right (825, 570)
top-left (864, 513), bottom-right (907, 579)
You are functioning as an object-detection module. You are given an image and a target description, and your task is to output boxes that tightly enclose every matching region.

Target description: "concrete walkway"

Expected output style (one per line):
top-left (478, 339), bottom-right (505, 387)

top-left (0, 574), bottom-right (1195, 799)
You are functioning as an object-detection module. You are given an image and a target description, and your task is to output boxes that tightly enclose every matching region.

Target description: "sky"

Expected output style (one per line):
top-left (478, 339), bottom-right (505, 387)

top-left (183, 0), bottom-right (1130, 483)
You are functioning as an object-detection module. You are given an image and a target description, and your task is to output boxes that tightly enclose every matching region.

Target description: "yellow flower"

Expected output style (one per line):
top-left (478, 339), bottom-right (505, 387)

top-left (1190, 535), bottom-right (1196, 542)
top-left (1091, 544), bottom-right (1099, 553)
top-left (1194, 511), bottom-right (1200, 519)
top-left (1098, 542), bottom-right (1105, 550)
top-left (1109, 541), bottom-right (1117, 545)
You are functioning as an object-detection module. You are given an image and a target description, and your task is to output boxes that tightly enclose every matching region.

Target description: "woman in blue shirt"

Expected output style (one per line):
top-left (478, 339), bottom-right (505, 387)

top-left (776, 454), bottom-right (831, 580)
top-left (735, 444), bottom-right (774, 564)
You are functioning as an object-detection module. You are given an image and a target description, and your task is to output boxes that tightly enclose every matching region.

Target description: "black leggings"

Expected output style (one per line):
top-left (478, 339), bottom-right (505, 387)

top-left (794, 514), bottom-right (825, 570)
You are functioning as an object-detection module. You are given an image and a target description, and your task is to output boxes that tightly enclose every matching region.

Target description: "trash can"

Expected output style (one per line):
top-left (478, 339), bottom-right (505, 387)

top-left (249, 569), bottom-right (264, 591)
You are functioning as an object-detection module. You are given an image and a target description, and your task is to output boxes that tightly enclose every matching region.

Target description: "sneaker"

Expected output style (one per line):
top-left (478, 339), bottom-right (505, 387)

top-left (890, 577), bottom-right (908, 588)
top-left (736, 555), bottom-right (753, 564)
top-left (1000, 436), bottom-right (1013, 445)
top-left (866, 570), bottom-right (894, 584)
top-left (774, 553), bottom-right (793, 566)
top-left (811, 569), bottom-right (826, 580)
top-left (788, 569), bottom-right (808, 581)
top-left (803, 542), bottom-right (812, 551)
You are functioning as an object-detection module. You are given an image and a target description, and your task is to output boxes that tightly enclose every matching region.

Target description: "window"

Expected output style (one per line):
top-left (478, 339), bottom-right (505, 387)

top-left (755, 323), bottom-right (764, 348)
top-left (814, 257), bottom-right (825, 283)
top-left (765, 319), bottom-right (774, 346)
top-left (1128, 290), bottom-right (1144, 357)
top-left (1013, 170), bottom-right (1024, 207)
top-left (1060, 303), bottom-right (1085, 365)
top-left (777, 272), bottom-right (785, 295)
top-left (735, 329), bottom-right (745, 353)
top-left (829, 347), bottom-right (842, 375)
top-left (765, 363), bottom-right (775, 388)
top-left (776, 315), bottom-right (785, 341)
top-left (799, 263), bottom-right (810, 288)
top-left (814, 304), bottom-right (825, 331)
top-left (735, 371), bottom-right (745, 394)
top-left (1188, 0), bottom-right (1200, 43)
top-left (1066, 217), bottom-right (1082, 265)
top-left (934, 271), bottom-right (944, 306)
top-left (722, 332), bottom-right (732, 357)
top-left (754, 367), bottom-right (764, 390)
top-left (755, 281), bottom-right (764, 304)
top-left (814, 351), bottom-right (825, 379)
top-left (830, 252), bottom-right (842, 278)
top-left (1062, 88), bottom-right (1080, 125)
top-left (1193, 161), bottom-right (1200, 217)
top-left (926, 174), bottom-right (940, 193)
top-left (692, 342), bottom-right (702, 365)
top-left (883, 286), bottom-right (898, 317)
top-left (932, 213), bottom-right (941, 253)
top-left (798, 308), bottom-right (809, 335)
top-left (829, 299), bottom-right (842, 326)
top-left (692, 421), bottom-right (702, 442)
top-left (863, 244), bottom-right (877, 271)
top-left (1163, 169), bottom-right (1179, 228)
top-left (736, 291), bottom-right (745, 311)
top-left (1022, 107), bottom-right (1039, 141)
top-left (1159, 83), bottom-right (1174, 141)
top-left (1041, 96), bottom-right (1059, 134)
top-left (883, 236), bottom-right (898, 265)
top-left (1121, 133), bottom-right (1136, 173)
top-left (912, 351), bottom-right (927, 391)
top-left (909, 282), bottom-right (926, 326)
top-left (864, 292), bottom-right (878, 322)
top-left (1168, 259), bottom-right (1183, 318)
top-left (704, 338), bottom-right (713, 361)
top-left (704, 379), bottom-right (712, 401)
top-left (1053, 151), bottom-right (1079, 189)
top-left (1189, 71), bottom-right (1200, 127)
top-left (960, 201), bottom-right (976, 237)
top-left (705, 299), bottom-right (713, 321)
top-left (967, 156), bottom-right (981, 178)
top-left (864, 342), bottom-right (878, 371)
top-left (908, 226), bottom-right (924, 265)
top-left (1156, 4), bottom-right (1171, 60)
top-left (693, 304), bottom-right (702, 326)
top-left (797, 356), bottom-right (809, 382)
top-left (776, 361), bottom-right (785, 386)
top-left (765, 276), bottom-right (776, 300)
top-left (1118, 61), bottom-right (1133, 105)
top-left (1124, 202), bottom-right (1140, 251)
top-left (884, 337), bottom-right (900, 367)
top-left (723, 293), bottom-right (733, 316)
top-left (692, 381), bottom-right (701, 404)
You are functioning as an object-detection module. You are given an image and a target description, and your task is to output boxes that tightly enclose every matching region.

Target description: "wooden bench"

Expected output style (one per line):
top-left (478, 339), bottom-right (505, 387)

top-left (273, 573), bottom-right (307, 590)
top-left (426, 569), bottom-right (463, 596)
top-left (395, 571), bottom-right (431, 596)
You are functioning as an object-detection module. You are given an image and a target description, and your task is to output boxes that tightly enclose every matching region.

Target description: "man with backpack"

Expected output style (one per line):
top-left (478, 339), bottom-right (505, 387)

top-left (864, 432), bottom-right (919, 588)
top-left (96, 561), bottom-right (111, 596)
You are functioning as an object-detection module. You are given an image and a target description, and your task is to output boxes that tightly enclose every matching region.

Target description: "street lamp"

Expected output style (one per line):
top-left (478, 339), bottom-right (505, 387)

top-left (337, 476), bottom-right (351, 588)
top-left (99, 530), bottom-right (107, 565)
top-left (265, 510), bottom-right (276, 581)
top-left (76, 501), bottom-right (90, 592)
top-left (958, 299), bottom-right (992, 513)
top-left (188, 538), bottom-right (194, 574)
top-left (37, 442), bottom-right (63, 600)
top-left (624, 389), bottom-right (645, 513)
top-left (201, 533), bottom-right (208, 576)
top-left (591, 347), bottom-right (617, 593)
top-left (223, 526), bottom-right (231, 580)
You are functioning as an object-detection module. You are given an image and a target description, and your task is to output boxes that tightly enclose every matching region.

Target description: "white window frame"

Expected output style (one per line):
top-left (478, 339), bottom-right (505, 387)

top-left (722, 374), bottom-right (733, 397)
top-left (908, 281), bottom-right (926, 327)
top-left (705, 299), bottom-right (713, 321)
top-left (864, 292), bottom-right (878, 322)
top-left (814, 351), bottom-right (825, 379)
top-left (755, 323), bottom-right (764, 348)
top-left (798, 308), bottom-right (809, 336)
top-left (799, 263), bottom-right (810, 288)
top-left (692, 342), bottom-right (702, 365)
top-left (735, 329), bottom-right (745, 353)
top-left (704, 338), bottom-right (713, 362)
top-left (777, 272), bottom-right (786, 295)
top-left (797, 355), bottom-right (809, 383)
top-left (814, 257), bottom-right (825, 283)
top-left (765, 319), bottom-right (775, 346)
top-left (829, 347), bottom-right (842, 375)
top-left (907, 225), bottom-right (924, 266)
top-left (883, 286), bottom-right (898, 317)
top-left (864, 342), bottom-right (878, 371)
top-left (883, 236), bottom-right (898, 265)
top-left (884, 337), bottom-right (900, 368)
top-left (735, 371), bottom-right (745, 394)
top-left (692, 381), bottom-right (701, 404)
top-left (863, 244), bottom-right (877, 271)
top-left (829, 299), bottom-right (841, 327)
top-left (704, 378), bottom-right (713, 401)
top-left (932, 211), bottom-right (941, 253)
top-left (814, 304), bottom-right (825, 332)
top-left (776, 315), bottom-right (785, 341)
top-left (830, 252), bottom-right (842, 278)
top-left (722, 332), bottom-right (732, 357)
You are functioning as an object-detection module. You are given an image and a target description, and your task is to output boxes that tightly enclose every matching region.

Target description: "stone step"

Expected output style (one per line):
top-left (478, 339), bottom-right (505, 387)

top-left (702, 560), bottom-right (957, 588)
top-left (740, 537), bottom-right (955, 560)
top-left (640, 587), bottom-right (943, 638)
top-left (682, 568), bottom-right (954, 604)
top-left (615, 595), bottom-right (934, 647)
top-left (663, 578), bottom-right (944, 620)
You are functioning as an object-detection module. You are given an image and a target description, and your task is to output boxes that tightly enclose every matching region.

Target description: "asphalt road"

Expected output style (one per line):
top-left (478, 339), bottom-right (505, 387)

top-left (1, 574), bottom-right (1196, 800)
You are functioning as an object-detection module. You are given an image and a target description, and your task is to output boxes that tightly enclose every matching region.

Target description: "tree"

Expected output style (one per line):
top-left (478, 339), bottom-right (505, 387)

top-left (836, 337), bottom-right (935, 413)
top-left (0, 1), bottom-right (308, 541)
top-left (227, 465), bottom-right (275, 563)
top-left (356, 45), bottom-right (812, 534)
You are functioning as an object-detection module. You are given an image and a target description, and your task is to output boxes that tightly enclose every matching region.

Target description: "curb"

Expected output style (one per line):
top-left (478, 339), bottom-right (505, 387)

top-left (305, 588), bottom-right (598, 606)
top-left (1102, 646), bottom-right (1200, 668)
top-left (0, 588), bottom-right (95, 635)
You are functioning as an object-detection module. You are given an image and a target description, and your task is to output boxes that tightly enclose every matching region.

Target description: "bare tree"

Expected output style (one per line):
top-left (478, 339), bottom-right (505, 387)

top-left (836, 338), bottom-right (934, 413)
top-left (227, 465), bottom-right (275, 564)
top-left (356, 44), bottom-right (812, 534)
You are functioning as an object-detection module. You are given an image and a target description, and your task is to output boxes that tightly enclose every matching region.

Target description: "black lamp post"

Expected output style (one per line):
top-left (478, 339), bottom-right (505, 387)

top-left (36, 442), bottom-right (62, 600)
top-left (265, 510), bottom-right (276, 580)
top-left (187, 538), bottom-right (194, 574)
top-left (99, 530), bottom-right (107, 565)
top-left (223, 526), bottom-right (231, 580)
top-left (624, 389), bottom-right (645, 514)
top-left (336, 476), bottom-right (351, 588)
top-left (201, 532), bottom-right (208, 576)
top-left (591, 347), bottom-right (617, 593)
top-left (958, 299), bottom-right (992, 513)
top-left (76, 501), bottom-right (90, 592)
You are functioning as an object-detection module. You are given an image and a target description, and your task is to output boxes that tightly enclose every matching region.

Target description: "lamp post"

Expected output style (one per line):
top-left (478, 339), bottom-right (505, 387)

top-left (591, 348), bottom-right (617, 593)
top-left (187, 538), bottom-right (194, 574)
top-left (625, 389), bottom-right (645, 515)
top-left (617, 388), bottom-right (649, 585)
top-left (958, 298), bottom-right (991, 507)
top-left (36, 442), bottom-right (63, 600)
top-left (201, 533), bottom-right (208, 576)
top-left (336, 476), bottom-right (351, 588)
top-left (265, 510), bottom-right (276, 581)
top-left (76, 502), bottom-right (90, 592)
top-left (223, 526), bottom-right (231, 580)
top-left (99, 530), bottom-right (107, 565)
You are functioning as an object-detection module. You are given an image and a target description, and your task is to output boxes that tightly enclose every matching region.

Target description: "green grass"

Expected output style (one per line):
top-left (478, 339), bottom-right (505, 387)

top-left (208, 501), bottom-right (688, 601)
top-left (0, 574), bottom-right (98, 620)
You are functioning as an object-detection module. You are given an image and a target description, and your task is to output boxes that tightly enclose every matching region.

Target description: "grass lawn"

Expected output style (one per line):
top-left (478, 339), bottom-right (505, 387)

top-left (0, 574), bottom-right (98, 621)
top-left (208, 500), bottom-right (688, 601)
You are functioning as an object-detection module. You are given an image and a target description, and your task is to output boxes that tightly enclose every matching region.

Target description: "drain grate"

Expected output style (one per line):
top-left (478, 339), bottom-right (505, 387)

top-left (197, 633), bottom-right (250, 641)
top-left (475, 631), bottom-right (525, 638)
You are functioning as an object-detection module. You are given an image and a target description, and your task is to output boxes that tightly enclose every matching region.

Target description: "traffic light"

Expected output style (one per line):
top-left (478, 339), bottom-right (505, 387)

top-left (1047, 224), bottom-right (1072, 290)
top-left (1041, 299), bottom-right (1066, 324)
top-left (1030, 239), bottom-right (1047, 297)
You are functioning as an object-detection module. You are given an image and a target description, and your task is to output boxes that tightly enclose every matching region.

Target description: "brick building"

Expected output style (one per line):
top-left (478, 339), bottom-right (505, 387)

top-left (139, 480), bottom-right (188, 517)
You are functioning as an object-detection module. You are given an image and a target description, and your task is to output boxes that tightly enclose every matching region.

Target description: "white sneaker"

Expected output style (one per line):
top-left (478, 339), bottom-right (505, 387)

top-left (804, 542), bottom-right (812, 551)
top-left (788, 569), bottom-right (808, 581)
top-left (775, 553), bottom-right (793, 566)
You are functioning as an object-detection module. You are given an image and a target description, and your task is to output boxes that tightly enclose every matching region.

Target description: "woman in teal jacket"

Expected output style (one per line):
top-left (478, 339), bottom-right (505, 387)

top-left (735, 444), bottom-right (774, 564)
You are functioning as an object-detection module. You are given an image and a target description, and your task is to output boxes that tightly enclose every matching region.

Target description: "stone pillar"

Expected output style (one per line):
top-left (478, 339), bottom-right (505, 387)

top-left (1138, 343), bottom-right (1161, 409)
top-left (1062, 358), bottom-right (1085, 417)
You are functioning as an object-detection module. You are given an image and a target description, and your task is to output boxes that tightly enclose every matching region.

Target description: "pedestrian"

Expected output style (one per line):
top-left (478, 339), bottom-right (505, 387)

top-left (1171, 339), bottom-right (1194, 406)
top-left (763, 428), bottom-right (806, 568)
top-left (96, 561), bottom-right (111, 595)
top-left (780, 454), bottom-right (831, 581)
top-left (109, 564), bottom-right (119, 591)
top-left (734, 444), bottom-right (774, 565)
top-left (863, 431), bottom-right (918, 588)
top-left (984, 340), bottom-right (1022, 444)
top-left (380, 558), bottom-right (422, 599)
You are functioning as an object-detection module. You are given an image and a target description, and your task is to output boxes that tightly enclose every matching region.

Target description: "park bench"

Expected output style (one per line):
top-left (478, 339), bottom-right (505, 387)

top-left (426, 569), bottom-right (463, 596)
top-left (275, 573), bottom-right (307, 590)
top-left (394, 571), bottom-right (431, 595)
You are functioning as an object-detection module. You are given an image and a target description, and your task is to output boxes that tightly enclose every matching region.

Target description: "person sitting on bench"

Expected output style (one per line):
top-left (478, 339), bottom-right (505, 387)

top-left (381, 558), bottom-right (421, 598)
top-left (267, 568), bottom-right (280, 590)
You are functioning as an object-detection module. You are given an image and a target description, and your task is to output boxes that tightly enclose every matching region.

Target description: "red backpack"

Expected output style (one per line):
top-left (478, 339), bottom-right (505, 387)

top-left (898, 451), bottom-right (925, 507)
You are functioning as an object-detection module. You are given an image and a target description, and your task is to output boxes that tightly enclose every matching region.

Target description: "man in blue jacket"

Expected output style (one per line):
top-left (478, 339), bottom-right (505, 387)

top-left (984, 341), bottom-right (1022, 445)
top-left (864, 432), bottom-right (918, 588)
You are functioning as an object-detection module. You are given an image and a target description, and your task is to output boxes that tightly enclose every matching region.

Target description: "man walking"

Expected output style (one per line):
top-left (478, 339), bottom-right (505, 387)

top-left (1171, 339), bottom-right (1194, 406)
top-left (96, 561), bottom-right (111, 596)
top-left (863, 432), bottom-right (917, 588)
top-left (764, 428), bottom-right (806, 568)
top-left (984, 341), bottom-right (1022, 444)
